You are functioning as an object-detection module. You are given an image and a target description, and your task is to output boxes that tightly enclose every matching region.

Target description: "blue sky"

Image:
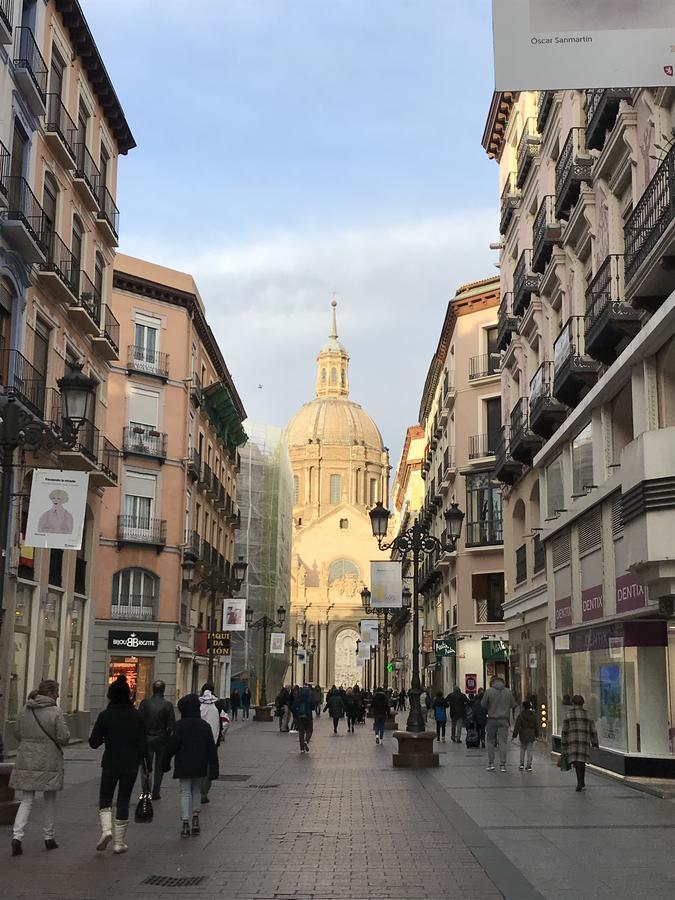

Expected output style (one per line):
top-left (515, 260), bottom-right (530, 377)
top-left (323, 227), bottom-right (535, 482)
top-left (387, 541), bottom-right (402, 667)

top-left (82, 0), bottom-right (499, 470)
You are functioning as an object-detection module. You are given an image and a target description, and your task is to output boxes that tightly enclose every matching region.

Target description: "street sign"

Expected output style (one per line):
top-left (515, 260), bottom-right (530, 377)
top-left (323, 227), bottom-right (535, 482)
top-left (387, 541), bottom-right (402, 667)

top-left (207, 631), bottom-right (231, 656)
top-left (465, 673), bottom-right (477, 694)
top-left (386, 663), bottom-right (393, 672)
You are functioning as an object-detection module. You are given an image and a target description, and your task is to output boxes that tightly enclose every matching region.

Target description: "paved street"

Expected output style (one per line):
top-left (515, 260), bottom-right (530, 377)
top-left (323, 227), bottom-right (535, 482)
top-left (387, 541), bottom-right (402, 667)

top-left (3, 714), bottom-right (675, 900)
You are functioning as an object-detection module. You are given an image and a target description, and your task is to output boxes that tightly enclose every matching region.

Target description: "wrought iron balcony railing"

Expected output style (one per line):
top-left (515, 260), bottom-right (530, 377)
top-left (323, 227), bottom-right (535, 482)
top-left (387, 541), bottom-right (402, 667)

top-left (585, 88), bottom-right (632, 152)
top-left (536, 90), bottom-right (555, 133)
top-left (499, 172), bottom-right (520, 234)
top-left (585, 254), bottom-right (640, 364)
top-left (4, 175), bottom-right (49, 257)
top-left (73, 142), bottom-right (101, 198)
top-left (39, 230), bottom-right (80, 299)
top-left (513, 248), bottom-right (540, 316)
top-left (555, 127), bottom-right (593, 221)
top-left (497, 292), bottom-right (519, 352)
top-left (123, 424), bottom-right (168, 459)
top-left (0, 348), bottom-right (46, 418)
top-left (45, 93), bottom-right (78, 161)
top-left (517, 117), bottom-right (540, 188)
top-left (13, 26), bottom-right (47, 105)
top-left (532, 195), bottom-right (561, 274)
top-left (100, 437), bottom-right (120, 484)
top-left (102, 304), bottom-right (120, 354)
top-left (97, 185), bottom-right (120, 241)
top-left (111, 601), bottom-right (156, 621)
top-left (127, 345), bottom-right (170, 379)
top-left (117, 515), bottom-right (167, 546)
top-left (469, 353), bottom-right (500, 380)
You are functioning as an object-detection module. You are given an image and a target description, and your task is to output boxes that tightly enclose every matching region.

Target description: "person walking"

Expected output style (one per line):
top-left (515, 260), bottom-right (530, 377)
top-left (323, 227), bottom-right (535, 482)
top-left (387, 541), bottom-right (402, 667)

top-left (325, 690), bottom-right (345, 734)
top-left (561, 694), bottom-right (599, 792)
top-left (199, 686), bottom-right (221, 803)
top-left (344, 688), bottom-right (357, 733)
top-left (423, 689), bottom-right (432, 722)
top-left (138, 680), bottom-right (175, 800)
top-left (313, 685), bottom-right (323, 717)
top-left (9, 680), bottom-right (70, 856)
top-left (481, 675), bottom-right (516, 773)
top-left (89, 675), bottom-right (148, 854)
top-left (513, 700), bottom-right (539, 771)
top-left (230, 688), bottom-right (241, 721)
top-left (371, 686), bottom-right (388, 744)
top-left (163, 693), bottom-right (219, 836)
top-left (471, 688), bottom-right (487, 748)
top-left (432, 691), bottom-right (448, 743)
top-left (447, 686), bottom-right (470, 743)
top-left (397, 688), bottom-right (407, 711)
top-left (292, 685), bottom-right (316, 753)
top-left (241, 687), bottom-right (252, 720)
top-left (275, 686), bottom-right (290, 732)
top-left (289, 685), bottom-right (300, 733)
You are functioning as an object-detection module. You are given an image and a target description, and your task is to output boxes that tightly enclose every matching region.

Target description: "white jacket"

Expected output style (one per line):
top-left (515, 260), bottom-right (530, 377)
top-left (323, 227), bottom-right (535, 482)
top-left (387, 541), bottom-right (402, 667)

top-left (199, 691), bottom-right (221, 743)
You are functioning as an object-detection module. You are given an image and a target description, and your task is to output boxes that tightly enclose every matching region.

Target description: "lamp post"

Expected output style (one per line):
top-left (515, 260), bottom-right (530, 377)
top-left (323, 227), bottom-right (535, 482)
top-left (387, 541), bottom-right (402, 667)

top-left (0, 363), bottom-right (96, 639)
top-left (288, 637), bottom-right (299, 685)
top-left (194, 555), bottom-right (248, 685)
top-left (361, 586), bottom-right (404, 692)
top-left (250, 604), bottom-right (286, 709)
top-left (368, 500), bottom-right (464, 735)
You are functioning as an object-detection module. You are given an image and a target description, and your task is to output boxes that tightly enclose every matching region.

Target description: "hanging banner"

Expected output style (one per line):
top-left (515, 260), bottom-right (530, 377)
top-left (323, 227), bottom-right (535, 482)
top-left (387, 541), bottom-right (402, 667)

top-left (223, 598), bottom-right (246, 632)
top-left (357, 642), bottom-right (371, 661)
top-left (370, 560), bottom-right (402, 608)
top-left (493, 0), bottom-right (675, 91)
top-left (360, 619), bottom-right (379, 645)
top-left (296, 648), bottom-right (308, 664)
top-left (270, 632), bottom-right (286, 654)
top-left (24, 469), bottom-right (89, 550)
top-left (422, 630), bottom-right (435, 653)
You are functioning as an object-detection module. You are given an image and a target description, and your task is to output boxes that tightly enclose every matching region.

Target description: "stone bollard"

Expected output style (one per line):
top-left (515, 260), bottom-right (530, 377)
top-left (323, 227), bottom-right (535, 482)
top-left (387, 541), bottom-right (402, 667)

top-left (392, 730), bottom-right (439, 768)
top-left (253, 705), bottom-right (273, 722)
top-left (0, 762), bottom-right (19, 825)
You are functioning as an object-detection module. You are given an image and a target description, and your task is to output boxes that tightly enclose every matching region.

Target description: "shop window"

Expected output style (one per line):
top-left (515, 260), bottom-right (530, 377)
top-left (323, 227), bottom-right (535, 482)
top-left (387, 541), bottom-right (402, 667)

top-left (42, 591), bottom-right (62, 682)
top-left (546, 454), bottom-right (565, 517)
top-left (465, 473), bottom-right (503, 546)
top-left (572, 422), bottom-right (594, 497)
top-left (66, 598), bottom-right (84, 713)
top-left (109, 656), bottom-right (153, 705)
top-left (8, 584), bottom-right (33, 720)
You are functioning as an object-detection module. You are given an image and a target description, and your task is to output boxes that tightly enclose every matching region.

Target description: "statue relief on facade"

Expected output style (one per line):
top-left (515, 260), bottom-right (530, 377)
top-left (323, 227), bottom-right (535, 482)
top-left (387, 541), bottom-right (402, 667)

top-left (296, 560), bottom-right (307, 599)
top-left (333, 628), bottom-right (360, 687)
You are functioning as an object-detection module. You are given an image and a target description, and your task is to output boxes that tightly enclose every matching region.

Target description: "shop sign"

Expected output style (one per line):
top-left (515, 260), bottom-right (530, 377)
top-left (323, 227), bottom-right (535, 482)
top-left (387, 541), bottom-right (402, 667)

top-left (422, 630), bottom-right (434, 653)
top-left (465, 673), bottom-right (477, 694)
top-left (581, 585), bottom-right (604, 622)
top-left (554, 596), bottom-right (573, 629)
top-left (108, 630), bottom-right (159, 652)
top-left (207, 631), bottom-right (231, 656)
top-left (615, 572), bottom-right (646, 614)
top-left (482, 640), bottom-right (509, 661)
top-left (434, 638), bottom-right (456, 657)
top-left (568, 623), bottom-right (623, 654)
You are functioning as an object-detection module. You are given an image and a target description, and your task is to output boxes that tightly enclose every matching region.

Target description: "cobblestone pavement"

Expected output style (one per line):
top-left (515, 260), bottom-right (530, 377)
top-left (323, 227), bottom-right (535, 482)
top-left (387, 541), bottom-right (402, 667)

top-left (2, 714), bottom-right (675, 899)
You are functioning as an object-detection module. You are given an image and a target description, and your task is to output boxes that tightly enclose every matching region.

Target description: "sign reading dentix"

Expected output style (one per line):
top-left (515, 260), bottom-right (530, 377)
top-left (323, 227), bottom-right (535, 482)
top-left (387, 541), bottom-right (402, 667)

top-left (615, 572), bottom-right (647, 614)
top-left (108, 630), bottom-right (159, 652)
top-left (581, 585), bottom-right (604, 622)
top-left (554, 596), bottom-right (573, 629)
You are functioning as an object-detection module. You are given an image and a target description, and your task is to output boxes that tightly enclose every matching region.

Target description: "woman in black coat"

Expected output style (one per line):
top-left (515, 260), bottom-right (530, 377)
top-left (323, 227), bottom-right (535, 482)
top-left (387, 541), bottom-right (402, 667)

top-left (89, 675), bottom-right (148, 854)
top-left (163, 693), bottom-right (219, 837)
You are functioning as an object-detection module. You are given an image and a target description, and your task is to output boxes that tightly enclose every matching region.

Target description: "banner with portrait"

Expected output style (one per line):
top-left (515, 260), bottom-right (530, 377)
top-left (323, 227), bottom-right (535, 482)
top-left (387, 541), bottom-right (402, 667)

top-left (223, 598), bottom-right (246, 632)
top-left (270, 632), bottom-right (286, 654)
top-left (493, 0), bottom-right (675, 90)
top-left (24, 469), bottom-right (89, 550)
top-left (360, 619), bottom-right (379, 645)
top-left (370, 560), bottom-right (402, 609)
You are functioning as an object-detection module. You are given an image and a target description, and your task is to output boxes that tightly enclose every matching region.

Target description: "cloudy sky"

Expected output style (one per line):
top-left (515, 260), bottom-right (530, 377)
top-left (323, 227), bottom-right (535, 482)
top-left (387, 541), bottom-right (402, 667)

top-left (82, 0), bottom-right (499, 469)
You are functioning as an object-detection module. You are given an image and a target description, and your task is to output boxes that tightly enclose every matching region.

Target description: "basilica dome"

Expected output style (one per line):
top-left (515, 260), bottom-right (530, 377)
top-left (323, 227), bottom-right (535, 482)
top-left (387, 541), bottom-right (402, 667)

top-left (286, 396), bottom-right (384, 450)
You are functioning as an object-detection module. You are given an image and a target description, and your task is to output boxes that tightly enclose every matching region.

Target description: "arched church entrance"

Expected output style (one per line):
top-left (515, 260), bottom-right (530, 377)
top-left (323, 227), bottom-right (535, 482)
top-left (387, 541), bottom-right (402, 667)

top-left (333, 627), bottom-right (360, 688)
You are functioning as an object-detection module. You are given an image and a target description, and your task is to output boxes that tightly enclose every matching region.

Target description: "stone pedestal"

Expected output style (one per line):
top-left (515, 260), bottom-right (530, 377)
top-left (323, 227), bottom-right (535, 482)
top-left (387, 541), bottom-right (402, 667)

top-left (384, 712), bottom-right (398, 731)
top-left (253, 705), bottom-right (273, 722)
top-left (392, 730), bottom-right (439, 768)
top-left (0, 763), bottom-right (19, 825)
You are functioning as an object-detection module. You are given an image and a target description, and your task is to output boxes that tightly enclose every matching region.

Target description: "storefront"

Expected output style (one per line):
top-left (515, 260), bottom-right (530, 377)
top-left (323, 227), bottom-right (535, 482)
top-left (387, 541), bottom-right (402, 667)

top-left (482, 639), bottom-right (509, 686)
top-left (508, 618), bottom-right (549, 741)
top-left (107, 629), bottom-right (159, 703)
top-left (552, 619), bottom-right (675, 777)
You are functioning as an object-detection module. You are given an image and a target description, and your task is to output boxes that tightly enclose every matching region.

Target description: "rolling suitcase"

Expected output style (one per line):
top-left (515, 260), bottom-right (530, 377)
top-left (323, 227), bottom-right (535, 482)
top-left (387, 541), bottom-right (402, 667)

top-left (465, 725), bottom-right (480, 748)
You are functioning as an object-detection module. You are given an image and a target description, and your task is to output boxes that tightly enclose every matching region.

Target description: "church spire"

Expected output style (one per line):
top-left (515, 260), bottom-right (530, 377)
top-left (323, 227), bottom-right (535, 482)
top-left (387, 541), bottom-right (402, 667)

top-left (315, 295), bottom-right (350, 399)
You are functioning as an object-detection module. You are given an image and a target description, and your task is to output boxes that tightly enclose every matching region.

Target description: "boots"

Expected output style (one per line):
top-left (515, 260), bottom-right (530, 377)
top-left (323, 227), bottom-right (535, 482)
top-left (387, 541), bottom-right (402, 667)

top-left (191, 814), bottom-right (200, 835)
top-left (181, 820), bottom-right (191, 838)
top-left (112, 819), bottom-right (128, 854)
top-left (96, 808), bottom-right (113, 851)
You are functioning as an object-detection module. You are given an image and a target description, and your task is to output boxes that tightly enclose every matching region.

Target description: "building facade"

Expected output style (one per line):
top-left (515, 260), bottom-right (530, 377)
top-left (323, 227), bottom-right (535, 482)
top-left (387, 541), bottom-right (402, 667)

top-left (484, 86), bottom-right (675, 774)
top-left (286, 300), bottom-right (389, 689)
top-left (0, 0), bottom-right (134, 746)
top-left (91, 255), bottom-right (247, 712)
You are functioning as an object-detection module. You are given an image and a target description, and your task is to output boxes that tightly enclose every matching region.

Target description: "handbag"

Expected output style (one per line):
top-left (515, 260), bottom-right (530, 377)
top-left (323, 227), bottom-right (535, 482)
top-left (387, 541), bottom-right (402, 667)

top-left (31, 709), bottom-right (64, 755)
top-left (134, 761), bottom-right (154, 823)
top-left (557, 752), bottom-right (572, 772)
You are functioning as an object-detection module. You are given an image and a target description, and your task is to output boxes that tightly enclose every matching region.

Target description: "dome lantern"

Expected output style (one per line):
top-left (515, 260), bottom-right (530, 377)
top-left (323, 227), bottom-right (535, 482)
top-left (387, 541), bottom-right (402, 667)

top-left (315, 295), bottom-right (349, 399)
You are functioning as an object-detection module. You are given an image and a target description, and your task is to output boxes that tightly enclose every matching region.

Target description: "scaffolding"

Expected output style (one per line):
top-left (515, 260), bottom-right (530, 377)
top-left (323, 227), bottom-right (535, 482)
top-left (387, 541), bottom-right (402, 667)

top-left (233, 424), bottom-right (293, 703)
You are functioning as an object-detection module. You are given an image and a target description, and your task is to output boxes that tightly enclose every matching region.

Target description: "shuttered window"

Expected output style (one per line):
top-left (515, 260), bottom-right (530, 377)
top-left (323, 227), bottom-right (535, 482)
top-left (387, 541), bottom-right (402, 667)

top-left (552, 531), bottom-right (571, 569)
top-left (578, 506), bottom-right (602, 555)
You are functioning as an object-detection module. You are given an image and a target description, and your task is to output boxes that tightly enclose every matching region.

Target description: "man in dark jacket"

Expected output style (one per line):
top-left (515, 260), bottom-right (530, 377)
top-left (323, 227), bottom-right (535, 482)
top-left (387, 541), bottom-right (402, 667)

top-left (138, 680), bottom-right (175, 800)
top-left (471, 688), bottom-right (487, 748)
top-left (371, 687), bottom-right (389, 744)
top-left (447, 686), bottom-right (470, 743)
top-left (292, 685), bottom-right (316, 753)
top-left (163, 693), bottom-right (219, 837)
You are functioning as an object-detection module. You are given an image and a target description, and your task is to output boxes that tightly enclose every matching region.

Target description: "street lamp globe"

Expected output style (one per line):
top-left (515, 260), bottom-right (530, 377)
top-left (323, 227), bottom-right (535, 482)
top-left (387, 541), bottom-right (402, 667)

top-left (245, 606), bottom-right (254, 627)
top-left (360, 587), bottom-right (371, 609)
top-left (444, 502), bottom-right (465, 543)
top-left (368, 501), bottom-right (390, 539)
top-left (232, 555), bottom-right (248, 583)
top-left (402, 586), bottom-right (412, 609)
top-left (57, 363), bottom-right (96, 429)
top-left (276, 605), bottom-right (286, 626)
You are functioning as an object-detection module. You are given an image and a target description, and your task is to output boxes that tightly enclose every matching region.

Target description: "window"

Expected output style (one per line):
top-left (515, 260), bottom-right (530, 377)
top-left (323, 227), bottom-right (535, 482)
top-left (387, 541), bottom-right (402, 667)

top-left (293, 475), bottom-right (300, 504)
top-left (330, 367), bottom-right (337, 385)
top-left (94, 252), bottom-right (104, 302)
top-left (112, 568), bottom-right (158, 619)
top-left (355, 469), bottom-right (361, 504)
top-left (328, 559), bottom-right (360, 583)
top-left (42, 172), bottom-right (58, 237)
top-left (49, 47), bottom-right (65, 97)
top-left (546, 454), bottom-right (565, 517)
top-left (473, 573), bottom-right (505, 622)
top-left (33, 316), bottom-right (51, 379)
top-left (71, 215), bottom-right (83, 272)
top-left (321, 368), bottom-right (326, 384)
top-left (369, 478), bottom-right (378, 505)
top-left (127, 387), bottom-right (160, 452)
top-left (329, 474), bottom-right (342, 505)
top-left (123, 472), bottom-right (157, 530)
top-left (465, 473), bottom-right (503, 546)
top-left (99, 144), bottom-right (109, 190)
top-left (42, 592), bottom-right (62, 682)
top-left (486, 326), bottom-right (499, 375)
top-left (77, 100), bottom-right (89, 146)
top-left (485, 397), bottom-right (502, 453)
top-left (133, 314), bottom-right (160, 370)
top-left (339, 518), bottom-right (349, 529)
top-left (572, 422), bottom-right (593, 496)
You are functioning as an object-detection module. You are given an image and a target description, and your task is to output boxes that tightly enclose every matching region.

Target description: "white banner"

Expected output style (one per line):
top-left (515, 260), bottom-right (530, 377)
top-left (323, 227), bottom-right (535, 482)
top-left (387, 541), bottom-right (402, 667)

top-left (223, 598), bottom-right (246, 631)
top-left (296, 648), bottom-right (308, 664)
top-left (357, 642), bottom-right (371, 661)
top-left (360, 619), bottom-right (379, 645)
top-left (370, 560), bottom-right (402, 608)
top-left (24, 469), bottom-right (89, 550)
top-left (493, 0), bottom-right (675, 90)
top-left (270, 632), bottom-right (286, 654)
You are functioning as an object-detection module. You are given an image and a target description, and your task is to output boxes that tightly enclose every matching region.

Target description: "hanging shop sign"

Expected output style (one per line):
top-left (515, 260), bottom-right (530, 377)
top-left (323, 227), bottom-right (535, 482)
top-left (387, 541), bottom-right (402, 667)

top-left (207, 631), bottom-right (231, 656)
top-left (360, 619), bottom-right (379, 645)
top-left (108, 630), bottom-right (159, 652)
top-left (422, 630), bottom-right (435, 653)
top-left (25, 469), bottom-right (89, 551)
top-left (370, 560), bottom-right (402, 608)
top-left (492, 0), bottom-right (675, 91)
top-left (297, 648), bottom-right (308, 664)
top-left (223, 598), bottom-right (246, 632)
top-left (482, 640), bottom-right (509, 661)
top-left (270, 632), bottom-right (286, 654)
top-left (434, 638), bottom-right (456, 657)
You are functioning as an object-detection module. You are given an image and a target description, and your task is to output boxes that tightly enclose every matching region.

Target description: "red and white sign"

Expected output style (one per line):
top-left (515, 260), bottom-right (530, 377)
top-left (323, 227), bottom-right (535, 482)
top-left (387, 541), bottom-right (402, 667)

top-left (465, 674), bottom-right (478, 694)
top-left (581, 585), bottom-right (604, 622)
top-left (554, 596), bottom-right (573, 629)
top-left (615, 572), bottom-right (646, 614)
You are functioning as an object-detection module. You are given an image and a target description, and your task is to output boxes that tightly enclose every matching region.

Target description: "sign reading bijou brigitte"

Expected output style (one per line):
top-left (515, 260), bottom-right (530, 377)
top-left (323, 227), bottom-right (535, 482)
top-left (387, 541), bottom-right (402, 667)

top-left (108, 630), bottom-right (159, 652)
top-left (581, 585), bottom-right (604, 622)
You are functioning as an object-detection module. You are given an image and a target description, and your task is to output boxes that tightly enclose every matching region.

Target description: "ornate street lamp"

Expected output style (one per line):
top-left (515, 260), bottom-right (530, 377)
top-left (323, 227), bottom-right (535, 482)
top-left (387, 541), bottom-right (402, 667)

top-left (194, 556), bottom-right (248, 684)
top-left (360, 585), bottom-right (395, 691)
top-left (56, 363), bottom-right (96, 434)
top-left (368, 500), bottom-right (464, 734)
top-left (250, 605), bottom-right (286, 709)
top-left (288, 637), bottom-right (299, 686)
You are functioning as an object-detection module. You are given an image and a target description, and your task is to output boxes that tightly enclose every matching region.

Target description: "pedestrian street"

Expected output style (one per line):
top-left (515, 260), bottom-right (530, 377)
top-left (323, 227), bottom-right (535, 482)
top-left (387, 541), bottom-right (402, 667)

top-left (3, 714), bottom-right (675, 900)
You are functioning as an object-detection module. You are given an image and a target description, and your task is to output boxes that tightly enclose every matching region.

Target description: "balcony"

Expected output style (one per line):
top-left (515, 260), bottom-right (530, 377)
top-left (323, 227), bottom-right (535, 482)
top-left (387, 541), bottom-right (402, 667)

top-left (13, 27), bottom-right (47, 116)
top-left (536, 90), bottom-right (555, 134)
top-left (97, 185), bottom-right (120, 246)
top-left (466, 518), bottom-right (503, 549)
top-left (70, 271), bottom-right (102, 335)
top-left (117, 515), bottom-right (167, 549)
top-left (497, 292), bottom-right (518, 352)
top-left (439, 448), bottom-right (456, 494)
top-left (585, 254), bottom-right (640, 365)
top-left (187, 448), bottom-right (201, 481)
top-left (184, 530), bottom-right (201, 563)
top-left (494, 427), bottom-right (522, 486)
top-left (532, 195), bottom-right (562, 274)
top-left (513, 249), bottom-right (540, 316)
top-left (515, 544), bottom-right (527, 585)
top-left (93, 436), bottom-right (120, 488)
top-left (529, 361), bottom-right (566, 439)
top-left (0, 141), bottom-right (9, 208)
top-left (123, 424), bottom-right (168, 461)
top-left (0, 0), bottom-right (12, 45)
top-left (201, 539), bottom-right (213, 568)
top-left (516, 117), bottom-right (539, 189)
top-left (2, 176), bottom-right (48, 262)
top-left (44, 93), bottom-right (77, 166)
top-left (469, 353), bottom-right (500, 381)
top-left (111, 601), bottom-right (155, 622)
top-left (475, 597), bottom-right (504, 623)
top-left (585, 88), bottom-right (632, 152)
top-left (624, 143), bottom-right (675, 311)
top-left (0, 348), bottom-right (46, 418)
top-left (499, 173), bottom-right (520, 234)
top-left (54, 413), bottom-right (99, 471)
top-left (468, 433), bottom-right (497, 461)
top-left (199, 460), bottom-right (213, 490)
top-left (72, 143), bottom-right (100, 211)
top-left (555, 127), bottom-right (592, 221)
top-left (127, 345), bottom-right (169, 380)
top-left (92, 304), bottom-right (120, 360)
top-left (37, 231), bottom-right (79, 306)
top-left (190, 371), bottom-right (203, 406)
top-left (552, 315), bottom-right (601, 407)
top-left (509, 397), bottom-right (542, 465)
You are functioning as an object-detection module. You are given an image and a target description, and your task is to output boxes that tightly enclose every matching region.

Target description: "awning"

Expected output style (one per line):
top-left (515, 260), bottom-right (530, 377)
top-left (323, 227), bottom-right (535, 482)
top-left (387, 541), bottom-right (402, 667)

top-left (176, 645), bottom-right (193, 659)
top-left (203, 381), bottom-right (248, 455)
